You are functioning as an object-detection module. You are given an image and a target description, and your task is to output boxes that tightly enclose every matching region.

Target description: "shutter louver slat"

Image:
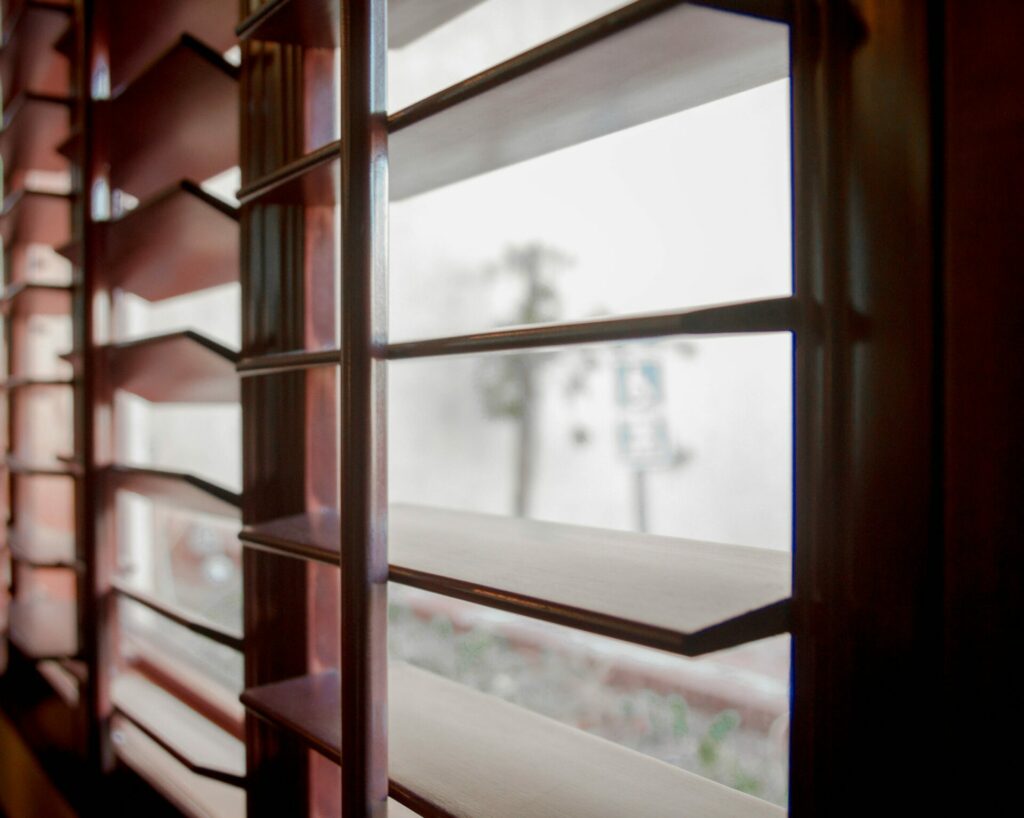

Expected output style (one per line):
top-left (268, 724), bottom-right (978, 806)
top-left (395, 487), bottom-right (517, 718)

top-left (111, 671), bottom-right (246, 786)
top-left (108, 34), bottom-right (238, 201)
top-left (242, 504), bottom-right (790, 656)
top-left (100, 330), bottom-right (239, 404)
top-left (241, 663), bottom-right (785, 818)
top-left (103, 180), bottom-right (239, 302)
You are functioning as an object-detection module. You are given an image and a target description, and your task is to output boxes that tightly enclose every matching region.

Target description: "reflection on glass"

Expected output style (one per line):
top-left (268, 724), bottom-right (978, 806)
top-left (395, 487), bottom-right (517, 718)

top-left (389, 585), bottom-right (789, 805)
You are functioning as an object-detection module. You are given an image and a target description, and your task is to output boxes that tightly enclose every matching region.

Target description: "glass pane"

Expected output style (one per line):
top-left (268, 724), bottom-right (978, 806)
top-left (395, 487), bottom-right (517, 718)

top-left (117, 283), bottom-right (241, 350)
top-left (116, 492), bottom-right (242, 634)
top-left (116, 392), bottom-right (241, 492)
top-left (120, 597), bottom-right (243, 696)
top-left (389, 585), bottom-right (789, 806)
top-left (389, 334), bottom-right (791, 550)
top-left (390, 80), bottom-right (791, 341)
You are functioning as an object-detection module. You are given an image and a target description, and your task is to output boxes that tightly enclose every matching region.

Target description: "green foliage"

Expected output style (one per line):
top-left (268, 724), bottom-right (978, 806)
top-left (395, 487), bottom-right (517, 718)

top-left (732, 769), bottom-right (763, 796)
top-left (669, 694), bottom-right (690, 737)
top-left (456, 631), bottom-right (495, 674)
top-left (699, 709), bottom-right (741, 767)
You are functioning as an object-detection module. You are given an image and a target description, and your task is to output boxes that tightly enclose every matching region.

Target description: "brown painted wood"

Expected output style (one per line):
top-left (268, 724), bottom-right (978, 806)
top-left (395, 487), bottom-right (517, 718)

top-left (0, 376), bottom-right (72, 390)
top-left (0, 282), bottom-right (71, 316)
top-left (240, 2), bottom-right (789, 207)
top-left (0, 0), bottom-right (69, 97)
top-left (237, 139), bottom-right (339, 205)
top-left (388, 296), bottom-right (799, 359)
top-left (75, 0), bottom-right (118, 787)
top-left (941, 1), bottom-right (1024, 811)
top-left (0, 189), bottom-right (72, 247)
top-left (52, 16), bottom-right (73, 58)
top-left (241, 662), bottom-right (784, 818)
top-left (789, 2), bottom-right (943, 815)
top-left (102, 465), bottom-right (240, 518)
top-left (238, 298), bottom-right (797, 375)
top-left (103, 180), bottom-right (239, 302)
top-left (238, 25), bottom-right (316, 818)
top-left (101, 330), bottom-right (239, 404)
top-left (109, 34), bottom-right (238, 201)
top-left (0, 91), bottom-right (71, 178)
top-left (107, 0), bottom-right (237, 91)
top-left (5, 455), bottom-right (80, 476)
top-left (338, 2), bottom-right (389, 815)
top-left (243, 505), bottom-right (790, 656)
top-left (236, 346), bottom-right (337, 376)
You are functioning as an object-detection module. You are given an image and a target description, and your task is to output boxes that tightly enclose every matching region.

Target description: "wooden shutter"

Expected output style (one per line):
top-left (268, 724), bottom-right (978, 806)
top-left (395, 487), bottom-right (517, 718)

top-left (1, 0), bottom-right (79, 696)
top-left (235, 2), bottom-right (794, 817)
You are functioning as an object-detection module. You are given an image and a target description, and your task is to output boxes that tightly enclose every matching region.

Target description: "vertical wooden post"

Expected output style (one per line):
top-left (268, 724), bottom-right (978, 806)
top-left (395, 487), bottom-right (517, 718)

top-left (239, 24), bottom-right (313, 818)
top-left (74, 0), bottom-right (116, 789)
top-left (790, 2), bottom-right (943, 815)
top-left (339, 1), bottom-right (388, 815)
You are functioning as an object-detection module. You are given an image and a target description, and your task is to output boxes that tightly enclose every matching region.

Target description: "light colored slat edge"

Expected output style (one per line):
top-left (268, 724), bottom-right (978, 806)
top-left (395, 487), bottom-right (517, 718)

top-left (111, 716), bottom-right (246, 818)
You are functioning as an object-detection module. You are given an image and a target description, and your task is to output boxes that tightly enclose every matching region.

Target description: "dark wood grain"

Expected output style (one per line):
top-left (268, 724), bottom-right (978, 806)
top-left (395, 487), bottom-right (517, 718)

top-left (338, 1), bottom-right (389, 815)
top-left (789, 2), bottom-right (944, 816)
top-left (0, 188), bottom-right (72, 247)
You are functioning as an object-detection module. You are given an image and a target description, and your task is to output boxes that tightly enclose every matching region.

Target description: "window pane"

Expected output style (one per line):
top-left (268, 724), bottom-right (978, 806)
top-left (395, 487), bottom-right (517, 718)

top-left (391, 80), bottom-right (790, 342)
top-left (117, 493), bottom-right (242, 634)
top-left (389, 585), bottom-right (789, 806)
top-left (120, 597), bottom-right (243, 696)
top-left (390, 334), bottom-right (791, 551)
top-left (116, 392), bottom-right (241, 492)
